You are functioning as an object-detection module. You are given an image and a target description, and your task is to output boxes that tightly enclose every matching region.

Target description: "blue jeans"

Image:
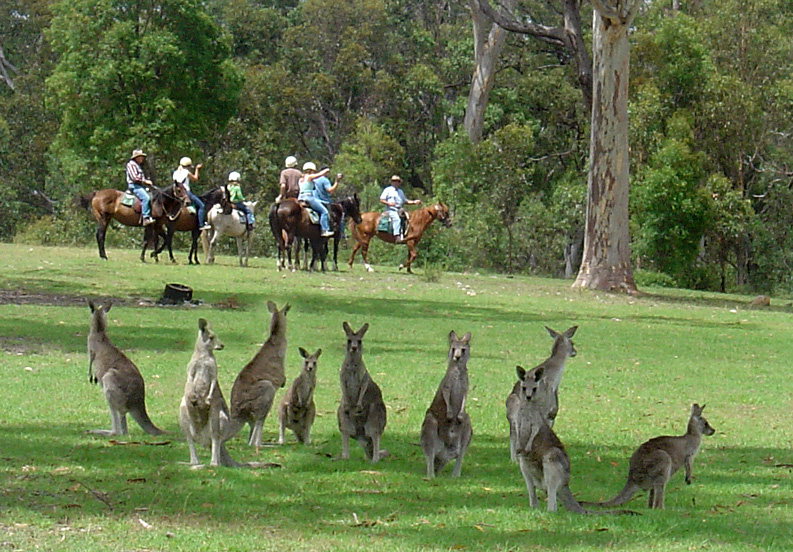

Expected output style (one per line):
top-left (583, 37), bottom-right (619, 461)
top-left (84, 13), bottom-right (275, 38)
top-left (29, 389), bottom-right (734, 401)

top-left (386, 209), bottom-right (400, 236)
top-left (186, 190), bottom-right (205, 227)
top-left (299, 195), bottom-right (330, 233)
top-left (129, 185), bottom-right (151, 218)
top-left (234, 202), bottom-right (254, 225)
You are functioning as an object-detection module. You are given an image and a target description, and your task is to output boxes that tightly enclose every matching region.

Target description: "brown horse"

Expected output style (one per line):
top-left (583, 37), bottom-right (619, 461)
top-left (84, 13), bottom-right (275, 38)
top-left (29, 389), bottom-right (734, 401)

top-left (154, 187), bottom-right (228, 265)
top-left (348, 203), bottom-right (451, 273)
top-left (79, 184), bottom-right (186, 261)
top-left (270, 195), bottom-right (362, 272)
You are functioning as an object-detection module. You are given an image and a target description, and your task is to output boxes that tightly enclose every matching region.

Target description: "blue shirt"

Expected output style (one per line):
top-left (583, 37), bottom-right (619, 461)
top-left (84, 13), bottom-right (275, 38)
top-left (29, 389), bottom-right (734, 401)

top-left (380, 185), bottom-right (406, 211)
top-left (313, 176), bottom-right (333, 204)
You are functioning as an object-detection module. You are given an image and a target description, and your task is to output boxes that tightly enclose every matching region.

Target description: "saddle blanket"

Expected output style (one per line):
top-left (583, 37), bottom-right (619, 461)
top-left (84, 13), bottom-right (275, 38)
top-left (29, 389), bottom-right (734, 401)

top-left (377, 213), bottom-right (392, 233)
top-left (298, 201), bottom-right (321, 225)
top-left (121, 192), bottom-right (136, 207)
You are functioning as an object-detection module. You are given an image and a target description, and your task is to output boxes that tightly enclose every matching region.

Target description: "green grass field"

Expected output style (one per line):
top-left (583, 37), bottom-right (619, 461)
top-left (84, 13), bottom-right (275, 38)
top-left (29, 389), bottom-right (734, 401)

top-left (1, 243), bottom-right (791, 551)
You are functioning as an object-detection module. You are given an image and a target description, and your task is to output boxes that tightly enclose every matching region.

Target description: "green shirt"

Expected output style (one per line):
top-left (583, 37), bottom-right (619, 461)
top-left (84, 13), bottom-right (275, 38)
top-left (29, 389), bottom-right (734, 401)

top-left (227, 183), bottom-right (244, 203)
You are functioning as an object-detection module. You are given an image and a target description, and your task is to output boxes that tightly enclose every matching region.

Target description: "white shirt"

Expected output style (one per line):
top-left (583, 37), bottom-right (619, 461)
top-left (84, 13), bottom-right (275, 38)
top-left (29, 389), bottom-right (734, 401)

top-left (173, 167), bottom-right (191, 192)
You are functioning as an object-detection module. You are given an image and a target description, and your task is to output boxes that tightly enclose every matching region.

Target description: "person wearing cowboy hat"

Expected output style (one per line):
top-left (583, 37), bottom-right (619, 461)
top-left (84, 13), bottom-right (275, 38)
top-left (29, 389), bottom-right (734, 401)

top-left (173, 156), bottom-right (210, 230)
top-left (276, 156), bottom-right (301, 202)
top-left (125, 149), bottom-right (155, 225)
top-left (379, 174), bottom-right (420, 242)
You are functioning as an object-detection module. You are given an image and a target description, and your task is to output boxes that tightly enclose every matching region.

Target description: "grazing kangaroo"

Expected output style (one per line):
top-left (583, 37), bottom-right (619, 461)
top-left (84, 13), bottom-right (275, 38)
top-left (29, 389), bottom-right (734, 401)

top-left (278, 347), bottom-right (321, 445)
top-left (86, 300), bottom-right (163, 436)
top-left (230, 301), bottom-right (290, 449)
top-left (589, 404), bottom-right (716, 509)
top-left (506, 325), bottom-right (577, 462)
top-left (338, 322), bottom-right (387, 462)
top-left (420, 331), bottom-right (473, 478)
top-left (178, 318), bottom-right (242, 467)
top-left (515, 365), bottom-right (634, 515)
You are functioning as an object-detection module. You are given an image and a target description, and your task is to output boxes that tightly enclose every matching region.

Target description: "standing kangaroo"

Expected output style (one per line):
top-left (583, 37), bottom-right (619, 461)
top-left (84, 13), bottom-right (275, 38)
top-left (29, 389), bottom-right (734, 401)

top-left (589, 404), bottom-right (716, 509)
top-left (178, 318), bottom-right (242, 467)
top-left (515, 365), bottom-right (634, 515)
top-left (230, 301), bottom-right (290, 449)
top-left (278, 347), bottom-right (321, 445)
top-left (338, 322), bottom-right (387, 462)
top-left (420, 331), bottom-right (473, 478)
top-left (86, 300), bottom-right (163, 436)
top-left (506, 325), bottom-right (577, 462)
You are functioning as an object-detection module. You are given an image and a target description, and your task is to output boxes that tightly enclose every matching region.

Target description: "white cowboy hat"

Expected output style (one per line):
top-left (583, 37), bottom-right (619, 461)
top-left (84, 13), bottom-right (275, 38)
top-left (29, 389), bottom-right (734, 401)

top-left (285, 156), bottom-right (297, 168)
top-left (131, 149), bottom-right (147, 159)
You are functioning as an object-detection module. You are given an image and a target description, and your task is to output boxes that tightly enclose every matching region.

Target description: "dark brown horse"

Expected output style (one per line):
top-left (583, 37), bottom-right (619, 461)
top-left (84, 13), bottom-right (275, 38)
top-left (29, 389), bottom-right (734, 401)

top-left (348, 203), bottom-right (451, 273)
top-left (79, 184), bottom-right (186, 261)
top-left (154, 187), bottom-right (228, 264)
top-left (270, 194), bottom-right (362, 272)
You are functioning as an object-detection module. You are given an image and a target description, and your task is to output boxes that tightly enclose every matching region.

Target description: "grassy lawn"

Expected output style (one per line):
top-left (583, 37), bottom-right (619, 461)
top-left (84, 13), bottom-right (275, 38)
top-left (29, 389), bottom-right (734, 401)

top-left (1, 242), bottom-right (791, 551)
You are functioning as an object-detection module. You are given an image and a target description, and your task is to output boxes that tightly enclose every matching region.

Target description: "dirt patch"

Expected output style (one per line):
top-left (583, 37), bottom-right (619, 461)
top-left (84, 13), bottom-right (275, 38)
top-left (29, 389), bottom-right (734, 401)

top-left (0, 290), bottom-right (131, 307)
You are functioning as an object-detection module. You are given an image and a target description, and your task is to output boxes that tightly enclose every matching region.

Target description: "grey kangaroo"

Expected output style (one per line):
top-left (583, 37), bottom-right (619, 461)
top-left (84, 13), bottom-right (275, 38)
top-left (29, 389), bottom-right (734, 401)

top-left (338, 322), bottom-right (387, 462)
top-left (230, 301), bottom-right (290, 449)
top-left (86, 300), bottom-right (163, 436)
top-left (506, 325), bottom-right (577, 461)
top-left (178, 318), bottom-right (242, 467)
top-left (420, 331), bottom-right (473, 478)
top-left (278, 347), bottom-right (321, 445)
top-left (515, 365), bottom-right (634, 515)
top-left (588, 403), bottom-right (715, 509)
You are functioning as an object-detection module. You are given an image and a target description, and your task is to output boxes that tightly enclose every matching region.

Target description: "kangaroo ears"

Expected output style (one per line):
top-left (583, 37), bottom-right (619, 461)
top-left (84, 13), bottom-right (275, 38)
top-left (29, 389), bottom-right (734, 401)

top-left (314, 348), bottom-right (322, 358)
top-left (282, 303), bottom-right (291, 314)
top-left (515, 365), bottom-right (526, 380)
top-left (358, 323), bottom-right (370, 336)
top-left (299, 346), bottom-right (308, 358)
top-left (342, 321), bottom-right (352, 335)
top-left (198, 318), bottom-right (208, 332)
top-left (89, 299), bottom-right (112, 313)
top-left (564, 325), bottom-right (578, 338)
top-left (545, 326), bottom-right (559, 339)
top-left (88, 299), bottom-right (96, 312)
top-left (267, 301), bottom-right (277, 313)
top-left (449, 331), bottom-right (472, 344)
top-left (692, 403), bottom-right (705, 414)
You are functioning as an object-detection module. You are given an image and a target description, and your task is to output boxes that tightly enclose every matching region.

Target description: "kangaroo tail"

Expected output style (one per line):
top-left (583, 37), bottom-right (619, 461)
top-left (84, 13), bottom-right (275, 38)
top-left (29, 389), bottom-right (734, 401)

top-left (561, 487), bottom-right (640, 516)
top-left (580, 480), bottom-right (639, 508)
top-left (129, 405), bottom-right (165, 436)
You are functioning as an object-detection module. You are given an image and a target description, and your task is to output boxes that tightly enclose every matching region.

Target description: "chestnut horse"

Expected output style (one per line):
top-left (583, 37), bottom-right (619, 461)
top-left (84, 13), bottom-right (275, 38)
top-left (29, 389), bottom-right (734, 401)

top-left (348, 203), bottom-right (451, 273)
top-left (154, 187), bottom-right (227, 265)
top-left (79, 184), bottom-right (186, 261)
top-left (270, 194), bottom-right (362, 272)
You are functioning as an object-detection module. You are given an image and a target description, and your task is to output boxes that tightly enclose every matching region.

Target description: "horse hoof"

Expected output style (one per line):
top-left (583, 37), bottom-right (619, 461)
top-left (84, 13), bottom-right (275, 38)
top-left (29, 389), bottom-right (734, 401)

top-left (398, 264), bottom-right (404, 271)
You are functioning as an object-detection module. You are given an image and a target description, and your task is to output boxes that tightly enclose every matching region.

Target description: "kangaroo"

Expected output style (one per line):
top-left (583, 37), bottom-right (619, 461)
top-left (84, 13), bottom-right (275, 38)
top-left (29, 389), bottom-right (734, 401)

top-left (420, 331), bottom-right (473, 478)
top-left (278, 347), bottom-right (321, 445)
top-left (178, 318), bottom-right (242, 467)
top-left (230, 301), bottom-right (290, 449)
top-left (515, 365), bottom-right (634, 515)
top-left (506, 325), bottom-right (577, 462)
top-left (86, 300), bottom-right (163, 436)
top-left (338, 322), bottom-right (387, 462)
top-left (588, 404), bottom-right (716, 509)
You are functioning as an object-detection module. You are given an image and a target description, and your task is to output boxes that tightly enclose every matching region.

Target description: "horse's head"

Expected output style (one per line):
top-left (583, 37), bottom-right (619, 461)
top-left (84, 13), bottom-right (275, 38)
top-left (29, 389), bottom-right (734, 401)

top-left (433, 203), bottom-right (452, 227)
top-left (343, 193), bottom-right (363, 224)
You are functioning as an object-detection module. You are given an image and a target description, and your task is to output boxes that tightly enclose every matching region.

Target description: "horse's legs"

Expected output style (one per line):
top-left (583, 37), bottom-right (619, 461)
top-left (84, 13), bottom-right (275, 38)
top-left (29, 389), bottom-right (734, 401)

top-left (332, 235), bottom-right (339, 271)
top-left (95, 221), bottom-right (109, 260)
top-left (244, 233), bottom-right (251, 267)
top-left (236, 236), bottom-right (244, 267)
top-left (399, 240), bottom-right (418, 273)
top-left (360, 237), bottom-right (374, 273)
top-left (189, 229), bottom-right (200, 265)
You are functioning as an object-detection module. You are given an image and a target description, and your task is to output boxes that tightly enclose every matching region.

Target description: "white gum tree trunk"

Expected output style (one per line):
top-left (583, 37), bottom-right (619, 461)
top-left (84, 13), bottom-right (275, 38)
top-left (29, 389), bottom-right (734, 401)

top-left (573, 0), bottom-right (641, 293)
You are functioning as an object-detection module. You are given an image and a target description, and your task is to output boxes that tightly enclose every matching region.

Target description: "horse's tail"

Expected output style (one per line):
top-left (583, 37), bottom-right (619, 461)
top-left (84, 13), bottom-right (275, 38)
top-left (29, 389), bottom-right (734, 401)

top-left (76, 192), bottom-right (96, 210)
top-left (268, 202), bottom-right (282, 244)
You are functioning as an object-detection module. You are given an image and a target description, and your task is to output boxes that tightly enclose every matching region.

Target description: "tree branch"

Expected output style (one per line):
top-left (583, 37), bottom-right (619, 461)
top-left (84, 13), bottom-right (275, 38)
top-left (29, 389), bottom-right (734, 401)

top-left (0, 46), bottom-right (19, 91)
top-left (474, 0), bottom-right (567, 47)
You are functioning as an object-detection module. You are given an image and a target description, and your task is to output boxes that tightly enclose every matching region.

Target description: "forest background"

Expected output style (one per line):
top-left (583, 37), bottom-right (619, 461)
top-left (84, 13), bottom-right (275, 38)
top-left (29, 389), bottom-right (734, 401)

top-left (2, 0), bottom-right (793, 294)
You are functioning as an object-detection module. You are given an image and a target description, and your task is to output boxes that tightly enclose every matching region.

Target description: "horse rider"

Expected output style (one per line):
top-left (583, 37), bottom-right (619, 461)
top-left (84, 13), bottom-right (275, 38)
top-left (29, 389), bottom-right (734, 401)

top-left (297, 162), bottom-right (334, 237)
top-left (227, 171), bottom-right (255, 230)
top-left (276, 156), bottom-right (301, 202)
top-left (173, 157), bottom-right (211, 231)
top-left (126, 149), bottom-right (155, 226)
top-left (379, 174), bottom-right (420, 242)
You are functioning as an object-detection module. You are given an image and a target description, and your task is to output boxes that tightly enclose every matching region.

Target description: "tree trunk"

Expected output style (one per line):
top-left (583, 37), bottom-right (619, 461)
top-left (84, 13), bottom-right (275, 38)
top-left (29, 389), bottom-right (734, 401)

top-left (464, 0), bottom-right (515, 144)
top-left (572, 1), bottom-right (640, 294)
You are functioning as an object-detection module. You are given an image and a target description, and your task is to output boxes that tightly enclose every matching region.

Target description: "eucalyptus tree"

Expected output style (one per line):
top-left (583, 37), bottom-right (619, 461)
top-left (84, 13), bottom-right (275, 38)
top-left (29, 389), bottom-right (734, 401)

top-left (46, 0), bottom-right (241, 191)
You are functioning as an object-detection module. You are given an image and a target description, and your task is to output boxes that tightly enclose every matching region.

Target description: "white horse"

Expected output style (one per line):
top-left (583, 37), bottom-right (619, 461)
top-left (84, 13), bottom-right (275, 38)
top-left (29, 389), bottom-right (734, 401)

top-left (201, 201), bottom-right (258, 266)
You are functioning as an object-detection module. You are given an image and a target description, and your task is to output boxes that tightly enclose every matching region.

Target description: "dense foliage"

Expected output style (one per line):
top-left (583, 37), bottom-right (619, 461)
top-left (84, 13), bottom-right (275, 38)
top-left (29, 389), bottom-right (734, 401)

top-left (3, 0), bottom-right (793, 293)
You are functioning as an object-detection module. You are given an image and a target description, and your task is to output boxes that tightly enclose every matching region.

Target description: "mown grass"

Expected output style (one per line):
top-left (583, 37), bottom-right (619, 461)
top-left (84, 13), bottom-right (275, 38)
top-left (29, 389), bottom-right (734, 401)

top-left (1, 243), bottom-right (792, 551)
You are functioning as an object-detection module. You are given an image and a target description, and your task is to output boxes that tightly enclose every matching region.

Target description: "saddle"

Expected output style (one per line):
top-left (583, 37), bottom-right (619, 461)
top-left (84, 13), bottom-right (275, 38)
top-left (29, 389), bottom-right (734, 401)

top-left (122, 189), bottom-right (165, 218)
top-left (298, 201), bottom-right (322, 225)
top-left (377, 210), bottom-right (409, 237)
